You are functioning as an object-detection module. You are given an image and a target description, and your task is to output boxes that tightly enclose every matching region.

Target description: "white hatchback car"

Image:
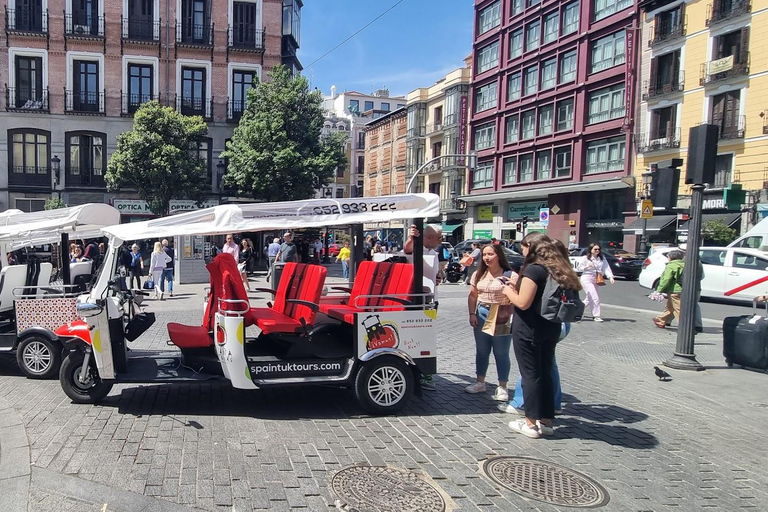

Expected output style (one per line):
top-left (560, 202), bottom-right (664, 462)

top-left (639, 247), bottom-right (768, 301)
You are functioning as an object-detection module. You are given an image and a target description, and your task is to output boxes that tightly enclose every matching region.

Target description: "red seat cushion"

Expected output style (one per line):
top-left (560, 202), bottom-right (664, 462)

top-left (324, 304), bottom-right (359, 324)
top-left (251, 309), bottom-right (303, 335)
top-left (167, 323), bottom-right (212, 349)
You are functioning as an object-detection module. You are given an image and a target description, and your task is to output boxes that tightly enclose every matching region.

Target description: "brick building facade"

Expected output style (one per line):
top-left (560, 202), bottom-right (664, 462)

top-left (362, 107), bottom-right (407, 200)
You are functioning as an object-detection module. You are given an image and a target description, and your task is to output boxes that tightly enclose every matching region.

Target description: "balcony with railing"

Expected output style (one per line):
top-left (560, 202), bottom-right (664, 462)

top-left (642, 72), bottom-right (685, 101)
top-left (710, 114), bottom-right (746, 140)
top-left (356, 140), bottom-right (365, 149)
top-left (226, 98), bottom-right (245, 122)
top-left (9, 166), bottom-right (49, 186)
top-left (426, 123), bottom-right (444, 136)
top-left (121, 92), bottom-right (161, 115)
top-left (648, 17), bottom-right (685, 47)
top-left (64, 13), bottom-right (104, 37)
top-left (66, 170), bottom-right (105, 187)
top-left (121, 16), bottom-right (160, 42)
top-left (5, 86), bottom-right (48, 112)
top-left (176, 95), bottom-right (212, 120)
top-left (5, 8), bottom-right (48, 34)
top-left (710, 168), bottom-right (734, 189)
top-left (700, 53), bottom-right (749, 85)
top-left (64, 89), bottom-right (105, 114)
top-left (706, 0), bottom-right (751, 25)
top-left (176, 21), bottom-right (213, 46)
top-left (227, 25), bottom-right (265, 51)
top-left (635, 129), bottom-right (682, 153)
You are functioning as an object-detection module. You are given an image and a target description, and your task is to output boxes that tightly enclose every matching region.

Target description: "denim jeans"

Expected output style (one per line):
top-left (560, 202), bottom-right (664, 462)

top-left (511, 359), bottom-right (561, 410)
top-left (473, 304), bottom-right (512, 382)
top-left (341, 260), bottom-right (349, 279)
top-left (160, 268), bottom-right (174, 293)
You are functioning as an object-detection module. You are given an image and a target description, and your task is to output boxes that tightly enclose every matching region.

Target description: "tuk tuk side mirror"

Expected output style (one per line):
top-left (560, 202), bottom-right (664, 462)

top-left (76, 301), bottom-right (103, 318)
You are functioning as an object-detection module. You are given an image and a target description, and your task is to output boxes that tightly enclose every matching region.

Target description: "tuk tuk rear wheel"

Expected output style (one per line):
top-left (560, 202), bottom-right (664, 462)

top-left (354, 356), bottom-right (413, 415)
top-left (60, 352), bottom-right (113, 404)
top-left (17, 335), bottom-right (61, 379)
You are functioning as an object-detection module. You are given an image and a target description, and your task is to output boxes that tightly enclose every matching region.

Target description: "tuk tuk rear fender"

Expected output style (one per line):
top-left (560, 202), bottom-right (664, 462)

top-left (55, 320), bottom-right (92, 347)
top-left (16, 326), bottom-right (60, 348)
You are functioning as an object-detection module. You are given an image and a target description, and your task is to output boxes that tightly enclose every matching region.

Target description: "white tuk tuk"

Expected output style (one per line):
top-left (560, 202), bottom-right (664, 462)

top-left (0, 204), bottom-right (120, 378)
top-left (59, 194), bottom-right (439, 415)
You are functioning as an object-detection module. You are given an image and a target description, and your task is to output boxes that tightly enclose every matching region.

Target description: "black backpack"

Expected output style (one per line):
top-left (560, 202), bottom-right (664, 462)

top-left (540, 275), bottom-right (585, 323)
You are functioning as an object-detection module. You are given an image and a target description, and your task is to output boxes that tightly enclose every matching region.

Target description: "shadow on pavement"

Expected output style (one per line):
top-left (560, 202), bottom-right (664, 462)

top-left (560, 402), bottom-right (648, 424)
top-left (554, 417), bottom-right (659, 448)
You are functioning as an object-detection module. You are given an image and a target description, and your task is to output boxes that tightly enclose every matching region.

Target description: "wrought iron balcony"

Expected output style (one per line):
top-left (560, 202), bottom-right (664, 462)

top-left (706, 0), bottom-right (750, 26)
top-left (635, 129), bottom-right (682, 154)
top-left (426, 123), bottom-right (444, 135)
top-left (709, 114), bottom-right (745, 140)
top-left (9, 166), bottom-right (50, 186)
top-left (64, 89), bottom-right (105, 114)
top-left (700, 54), bottom-right (749, 85)
top-left (227, 24), bottom-right (265, 51)
top-left (648, 18), bottom-right (685, 47)
top-left (226, 98), bottom-right (245, 122)
top-left (67, 169), bottom-right (105, 187)
top-left (356, 141), bottom-right (365, 149)
top-left (642, 71), bottom-right (685, 101)
top-left (5, 8), bottom-right (48, 34)
top-left (5, 86), bottom-right (48, 112)
top-left (176, 21), bottom-right (213, 46)
top-left (121, 16), bottom-right (160, 41)
top-left (121, 92), bottom-right (161, 115)
top-left (176, 95), bottom-right (212, 120)
top-left (64, 13), bottom-right (104, 37)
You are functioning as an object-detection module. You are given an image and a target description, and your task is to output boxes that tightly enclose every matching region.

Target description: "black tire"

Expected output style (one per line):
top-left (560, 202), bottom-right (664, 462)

top-left (59, 352), bottom-right (113, 404)
top-left (446, 273), bottom-right (462, 283)
top-left (626, 275), bottom-right (639, 281)
top-left (354, 356), bottom-right (413, 415)
top-left (16, 335), bottom-right (62, 379)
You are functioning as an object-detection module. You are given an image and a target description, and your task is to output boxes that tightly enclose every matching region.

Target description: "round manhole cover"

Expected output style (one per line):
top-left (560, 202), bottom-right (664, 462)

top-left (483, 456), bottom-right (609, 508)
top-left (331, 465), bottom-right (446, 512)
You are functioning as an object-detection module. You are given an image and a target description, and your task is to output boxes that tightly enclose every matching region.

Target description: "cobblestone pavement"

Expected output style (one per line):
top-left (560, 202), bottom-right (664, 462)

top-left (1, 277), bottom-right (767, 511)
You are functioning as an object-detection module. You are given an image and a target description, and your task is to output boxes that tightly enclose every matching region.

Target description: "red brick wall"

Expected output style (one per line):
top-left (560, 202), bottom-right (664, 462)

top-left (363, 111), bottom-right (407, 197)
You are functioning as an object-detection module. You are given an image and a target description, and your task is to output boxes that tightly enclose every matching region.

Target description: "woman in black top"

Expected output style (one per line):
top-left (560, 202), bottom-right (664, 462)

top-left (501, 233), bottom-right (581, 439)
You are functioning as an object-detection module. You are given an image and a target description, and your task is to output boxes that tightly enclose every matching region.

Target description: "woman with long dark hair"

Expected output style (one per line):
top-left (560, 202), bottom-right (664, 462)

top-left (574, 243), bottom-right (614, 322)
top-left (501, 233), bottom-right (581, 438)
top-left (466, 243), bottom-right (517, 401)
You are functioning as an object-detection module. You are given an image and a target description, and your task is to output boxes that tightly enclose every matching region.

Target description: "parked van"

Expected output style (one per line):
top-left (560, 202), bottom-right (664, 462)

top-left (728, 216), bottom-right (768, 251)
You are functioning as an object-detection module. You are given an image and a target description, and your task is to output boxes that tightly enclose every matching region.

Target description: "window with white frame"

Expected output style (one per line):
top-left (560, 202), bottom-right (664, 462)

top-left (556, 98), bottom-right (574, 131)
top-left (477, 40), bottom-right (500, 74)
top-left (510, 29), bottom-right (523, 59)
top-left (473, 161), bottom-right (494, 188)
top-left (505, 114), bottom-right (519, 143)
top-left (541, 58), bottom-right (557, 90)
top-left (587, 84), bottom-right (625, 124)
top-left (591, 31), bottom-right (625, 73)
top-left (585, 136), bottom-right (625, 174)
top-left (521, 110), bottom-right (535, 139)
top-left (9, 49), bottom-right (48, 110)
top-left (559, 50), bottom-right (577, 83)
top-left (504, 156), bottom-right (517, 184)
top-left (524, 65), bottom-right (538, 96)
top-left (508, 72), bottom-right (522, 101)
top-left (474, 122), bottom-right (496, 150)
top-left (593, 0), bottom-right (632, 22)
top-left (526, 21), bottom-right (540, 52)
top-left (478, 1), bottom-right (501, 35)
top-left (561, 2), bottom-right (579, 34)
top-left (519, 154), bottom-right (534, 182)
top-left (474, 82), bottom-right (497, 112)
top-left (543, 11), bottom-right (558, 43)
top-left (537, 150), bottom-right (552, 180)
top-left (538, 104), bottom-right (554, 135)
top-left (554, 146), bottom-right (571, 177)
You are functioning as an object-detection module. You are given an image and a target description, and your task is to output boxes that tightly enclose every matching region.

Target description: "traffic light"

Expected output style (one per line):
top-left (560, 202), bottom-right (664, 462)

top-left (522, 216), bottom-right (528, 230)
top-left (516, 223), bottom-right (522, 231)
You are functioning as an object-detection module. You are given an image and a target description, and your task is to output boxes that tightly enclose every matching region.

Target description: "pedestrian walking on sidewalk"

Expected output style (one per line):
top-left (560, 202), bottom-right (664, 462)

top-left (266, 238), bottom-right (281, 282)
top-left (466, 244), bottom-right (517, 402)
top-left (160, 239), bottom-right (175, 297)
top-left (501, 233), bottom-right (582, 439)
top-left (575, 243), bottom-right (614, 322)
top-left (463, 242), bottom-right (482, 285)
top-left (653, 250), bottom-right (685, 329)
top-left (336, 241), bottom-right (351, 279)
top-left (150, 241), bottom-right (171, 300)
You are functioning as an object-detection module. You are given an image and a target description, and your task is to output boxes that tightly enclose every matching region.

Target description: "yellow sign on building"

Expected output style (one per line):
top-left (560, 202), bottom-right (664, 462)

top-left (478, 205), bottom-right (494, 221)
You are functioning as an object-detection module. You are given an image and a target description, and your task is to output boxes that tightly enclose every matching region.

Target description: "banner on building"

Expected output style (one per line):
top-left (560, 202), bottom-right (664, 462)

top-left (708, 55), bottom-right (734, 75)
top-left (458, 95), bottom-right (468, 165)
top-left (477, 205), bottom-right (494, 221)
top-left (624, 27), bottom-right (635, 127)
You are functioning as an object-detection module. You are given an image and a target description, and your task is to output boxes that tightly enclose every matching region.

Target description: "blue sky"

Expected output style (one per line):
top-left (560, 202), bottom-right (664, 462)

top-left (298, 0), bottom-right (474, 98)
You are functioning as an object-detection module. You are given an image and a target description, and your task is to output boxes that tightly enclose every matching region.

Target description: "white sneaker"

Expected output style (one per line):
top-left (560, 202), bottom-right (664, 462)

top-left (159, 291), bottom-right (164, 300)
top-left (497, 403), bottom-right (525, 415)
top-left (537, 421), bottom-right (554, 436)
top-left (594, 317), bottom-right (604, 322)
top-left (465, 381), bottom-right (486, 394)
top-left (508, 419), bottom-right (540, 439)
top-left (492, 386), bottom-right (509, 402)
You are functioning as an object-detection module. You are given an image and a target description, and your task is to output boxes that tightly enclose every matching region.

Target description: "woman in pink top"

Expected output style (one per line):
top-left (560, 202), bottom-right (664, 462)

top-left (465, 244), bottom-right (518, 402)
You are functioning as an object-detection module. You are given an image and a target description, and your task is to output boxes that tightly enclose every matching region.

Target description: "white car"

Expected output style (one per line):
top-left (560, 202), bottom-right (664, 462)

top-left (639, 246), bottom-right (768, 302)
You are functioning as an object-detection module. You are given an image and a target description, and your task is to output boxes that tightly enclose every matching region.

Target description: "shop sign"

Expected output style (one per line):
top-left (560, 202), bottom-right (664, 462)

top-left (507, 201), bottom-right (548, 221)
top-left (702, 197), bottom-right (725, 210)
top-left (170, 200), bottom-right (219, 212)
top-left (708, 55), bottom-right (733, 75)
top-left (113, 199), bottom-right (153, 215)
top-left (473, 229), bottom-right (493, 239)
top-left (477, 205), bottom-right (494, 221)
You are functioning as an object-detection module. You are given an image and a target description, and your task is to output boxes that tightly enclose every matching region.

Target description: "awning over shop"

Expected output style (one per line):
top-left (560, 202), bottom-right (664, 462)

top-left (622, 215), bottom-right (677, 234)
top-left (441, 222), bottom-right (464, 233)
top-left (677, 212), bottom-right (741, 231)
top-left (459, 177), bottom-right (634, 203)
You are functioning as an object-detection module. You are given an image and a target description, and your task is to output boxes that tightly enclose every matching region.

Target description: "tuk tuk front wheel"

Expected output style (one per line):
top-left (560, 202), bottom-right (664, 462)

top-left (354, 356), bottom-right (413, 415)
top-left (60, 352), bottom-right (113, 404)
top-left (17, 335), bottom-right (61, 379)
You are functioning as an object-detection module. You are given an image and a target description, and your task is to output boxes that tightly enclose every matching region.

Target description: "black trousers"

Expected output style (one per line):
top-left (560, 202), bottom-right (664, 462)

top-left (513, 333), bottom-right (557, 420)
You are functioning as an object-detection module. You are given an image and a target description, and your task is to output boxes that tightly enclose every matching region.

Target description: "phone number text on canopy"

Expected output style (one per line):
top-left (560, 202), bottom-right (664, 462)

top-left (312, 202), bottom-right (398, 215)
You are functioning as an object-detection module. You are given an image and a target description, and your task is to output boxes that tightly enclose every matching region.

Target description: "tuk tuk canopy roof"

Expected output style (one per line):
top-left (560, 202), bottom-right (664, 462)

top-left (0, 203), bottom-right (121, 249)
top-left (103, 194), bottom-right (441, 243)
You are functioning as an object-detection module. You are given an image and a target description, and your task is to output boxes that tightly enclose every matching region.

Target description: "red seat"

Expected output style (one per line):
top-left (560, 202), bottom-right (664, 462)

top-left (319, 261), bottom-right (414, 324)
top-left (250, 263), bottom-right (327, 335)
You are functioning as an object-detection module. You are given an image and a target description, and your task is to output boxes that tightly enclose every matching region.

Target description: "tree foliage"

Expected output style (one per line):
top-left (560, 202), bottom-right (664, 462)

top-left (222, 66), bottom-right (347, 201)
top-left (44, 197), bottom-right (66, 210)
top-left (106, 101), bottom-right (209, 215)
top-left (702, 219), bottom-right (738, 246)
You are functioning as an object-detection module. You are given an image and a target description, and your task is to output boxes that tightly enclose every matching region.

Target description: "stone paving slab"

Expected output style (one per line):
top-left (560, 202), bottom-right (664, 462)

top-left (0, 281), bottom-right (766, 511)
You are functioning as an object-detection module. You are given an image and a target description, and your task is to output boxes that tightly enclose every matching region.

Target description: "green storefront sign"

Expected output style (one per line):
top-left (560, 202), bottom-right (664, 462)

top-left (507, 201), bottom-right (548, 221)
top-left (473, 229), bottom-right (494, 239)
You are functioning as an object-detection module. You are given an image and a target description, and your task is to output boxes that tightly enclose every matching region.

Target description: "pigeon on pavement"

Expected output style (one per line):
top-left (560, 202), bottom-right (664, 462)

top-left (654, 366), bottom-right (671, 381)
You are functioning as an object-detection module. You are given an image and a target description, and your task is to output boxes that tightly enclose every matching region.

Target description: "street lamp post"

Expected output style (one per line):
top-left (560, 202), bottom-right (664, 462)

top-left (216, 160), bottom-right (226, 193)
top-left (51, 155), bottom-right (61, 186)
top-left (637, 171), bottom-right (653, 260)
top-left (405, 152), bottom-right (477, 194)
